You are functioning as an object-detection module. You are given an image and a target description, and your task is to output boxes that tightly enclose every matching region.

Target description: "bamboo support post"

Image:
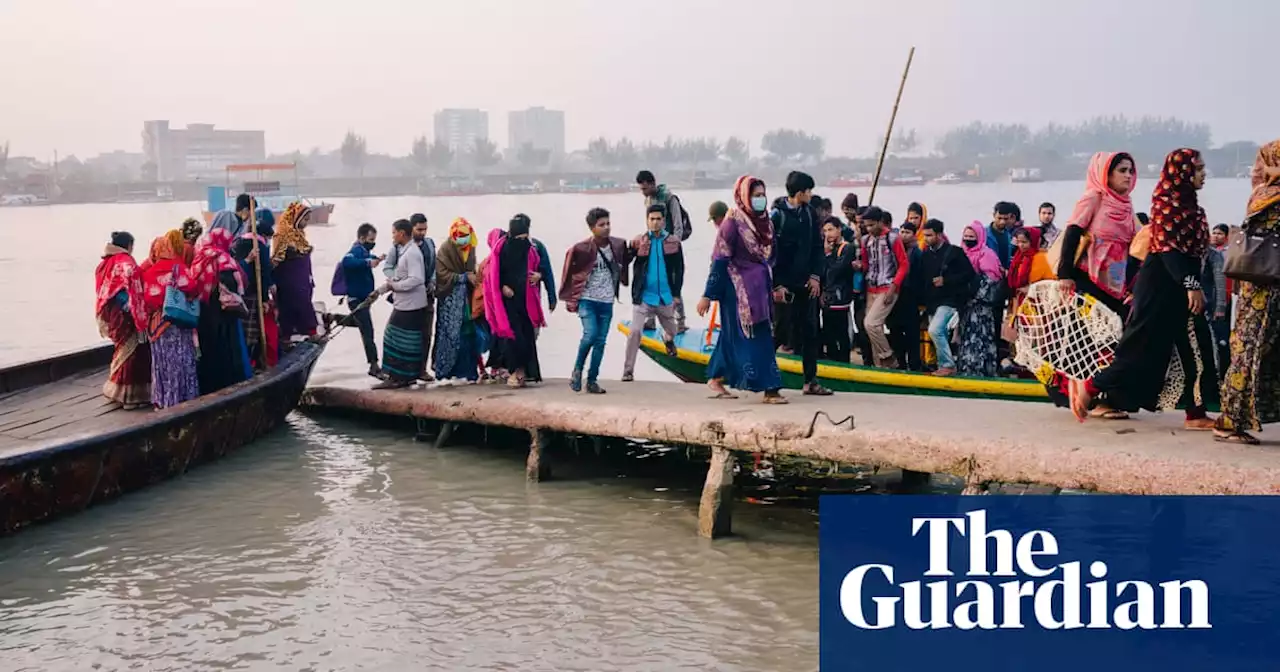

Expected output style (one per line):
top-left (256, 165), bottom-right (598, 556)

top-left (247, 199), bottom-right (267, 372)
top-left (868, 47), bottom-right (916, 206)
top-left (698, 447), bottom-right (736, 539)
top-left (527, 428), bottom-right (551, 482)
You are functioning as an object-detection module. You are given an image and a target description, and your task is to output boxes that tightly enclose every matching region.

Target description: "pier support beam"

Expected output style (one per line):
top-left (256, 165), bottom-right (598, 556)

top-left (527, 428), bottom-right (551, 482)
top-left (433, 422), bottom-right (455, 449)
top-left (698, 447), bottom-right (736, 539)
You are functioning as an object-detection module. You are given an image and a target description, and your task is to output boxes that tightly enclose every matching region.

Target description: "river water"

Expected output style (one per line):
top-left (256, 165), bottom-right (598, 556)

top-left (0, 180), bottom-right (1255, 670)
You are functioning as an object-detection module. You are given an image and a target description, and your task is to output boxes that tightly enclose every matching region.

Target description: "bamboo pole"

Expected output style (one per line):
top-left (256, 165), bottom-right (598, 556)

top-left (248, 196), bottom-right (268, 371)
top-left (868, 47), bottom-right (916, 206)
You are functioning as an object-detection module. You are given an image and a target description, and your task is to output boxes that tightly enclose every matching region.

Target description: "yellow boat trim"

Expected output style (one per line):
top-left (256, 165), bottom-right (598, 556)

top-left (616, 323), bottom-right (1048, 399)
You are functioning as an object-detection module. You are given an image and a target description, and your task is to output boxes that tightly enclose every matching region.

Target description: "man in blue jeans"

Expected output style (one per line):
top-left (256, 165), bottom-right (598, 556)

top-left (917, 219), bottom-right (975, 376)
top-left (558, 207), bottom-right (628, 394)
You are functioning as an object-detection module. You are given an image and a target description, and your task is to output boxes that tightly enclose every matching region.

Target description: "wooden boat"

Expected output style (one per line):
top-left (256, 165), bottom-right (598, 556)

top-left (0, 339), bottom-right (326, 536)
top-left (617, 321), bottom-right (1051, 403)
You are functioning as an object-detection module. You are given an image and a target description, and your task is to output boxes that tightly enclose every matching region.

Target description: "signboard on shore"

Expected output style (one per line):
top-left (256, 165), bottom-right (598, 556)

top-left (819, 496), bottom-right (1279, 671)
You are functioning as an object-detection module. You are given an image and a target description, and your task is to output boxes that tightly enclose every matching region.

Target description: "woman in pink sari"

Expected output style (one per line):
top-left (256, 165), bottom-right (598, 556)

top-left (483, 215), bottom-right (546, 388)
top-left (1049, 151), bottom-right (1140, 418)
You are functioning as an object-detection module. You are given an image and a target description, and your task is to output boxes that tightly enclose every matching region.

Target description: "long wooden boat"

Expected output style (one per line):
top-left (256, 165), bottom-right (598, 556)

top-left (0, 339), bottom-right (326, 536)
top-left (617, 321), bottom-right (1052, 403)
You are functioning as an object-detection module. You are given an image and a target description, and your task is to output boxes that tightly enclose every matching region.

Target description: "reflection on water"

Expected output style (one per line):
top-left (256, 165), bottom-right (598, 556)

top-left (0, 414), bottom-right (820, 671)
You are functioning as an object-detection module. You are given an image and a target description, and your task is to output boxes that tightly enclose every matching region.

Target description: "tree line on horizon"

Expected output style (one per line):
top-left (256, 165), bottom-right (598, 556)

top-left (328, 115), bottom-right (1243, 177)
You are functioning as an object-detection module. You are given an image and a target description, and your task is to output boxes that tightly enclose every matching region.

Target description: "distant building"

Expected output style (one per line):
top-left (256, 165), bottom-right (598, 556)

top-left (507, 107), bottom-right (565, 157)
top-left (433, 109), bottom-right (490, 155)
top-left (142, 121), bottom-right (266, 181)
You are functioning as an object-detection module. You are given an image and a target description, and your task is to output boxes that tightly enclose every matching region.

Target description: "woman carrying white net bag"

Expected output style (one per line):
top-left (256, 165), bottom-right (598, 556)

top-left (1067, 149), bottom-right (1219, 427)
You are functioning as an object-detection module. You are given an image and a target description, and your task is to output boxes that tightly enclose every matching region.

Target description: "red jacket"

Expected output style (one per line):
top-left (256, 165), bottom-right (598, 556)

top-left (558, 237), bottom-right (630, 312)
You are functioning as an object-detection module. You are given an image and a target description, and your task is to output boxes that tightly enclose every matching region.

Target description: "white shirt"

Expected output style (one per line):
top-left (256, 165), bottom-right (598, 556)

top-left (386, 241), bottom-right (428, 311)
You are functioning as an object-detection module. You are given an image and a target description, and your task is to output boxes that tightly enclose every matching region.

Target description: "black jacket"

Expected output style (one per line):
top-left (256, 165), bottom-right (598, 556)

top-left (822, 240), bottom-right (856, 308)
top-left (628, 234), bottom-right (685, 306)
top-left (917, 242), bottom-right (976, 311)
top-left (769, 197), bottom-right (824, 290)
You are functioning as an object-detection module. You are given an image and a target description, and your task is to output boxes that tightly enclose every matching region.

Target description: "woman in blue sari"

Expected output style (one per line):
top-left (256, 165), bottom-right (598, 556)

top-left (696, 175), bottom-right (786, 404)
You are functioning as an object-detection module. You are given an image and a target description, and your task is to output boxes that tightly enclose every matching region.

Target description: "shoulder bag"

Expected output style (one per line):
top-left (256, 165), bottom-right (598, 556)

top-left (1224, 223), bottom-right (1280, 285)
top-left (162, 268), bottom-right (201, 328)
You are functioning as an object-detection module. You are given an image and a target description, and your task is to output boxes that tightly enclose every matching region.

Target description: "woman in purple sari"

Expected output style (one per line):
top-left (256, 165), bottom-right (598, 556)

top-left (270, 202), bottom-right (319, 342)
top-left (695, 175), bottom-right (786, 404)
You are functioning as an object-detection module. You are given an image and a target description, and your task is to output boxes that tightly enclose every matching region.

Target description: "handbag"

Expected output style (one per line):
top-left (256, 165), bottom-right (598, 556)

top-left (1046, 225), bottom-right (1090, 273)
top-left (1128, 223), bottom-right (1152, 262)
top-left (162, 270), bottom-right (200, 328)
top-left (1224, 224), bottom-right (1280, 285)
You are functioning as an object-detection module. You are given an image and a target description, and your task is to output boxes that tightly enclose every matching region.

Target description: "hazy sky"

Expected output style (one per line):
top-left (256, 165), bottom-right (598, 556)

top-left (2, 0), bottom-right (1273, 159)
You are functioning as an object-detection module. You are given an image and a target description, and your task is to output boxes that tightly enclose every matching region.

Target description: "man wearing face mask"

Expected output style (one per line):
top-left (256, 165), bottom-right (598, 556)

top-left (342, 222), bottom-right (385, 377)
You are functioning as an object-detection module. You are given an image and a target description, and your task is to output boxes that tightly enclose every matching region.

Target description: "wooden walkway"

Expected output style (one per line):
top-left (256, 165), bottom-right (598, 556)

top-left (301, 378), bottom-right (1280, 537)
top-left (0, 366), bottom-right (139, 459)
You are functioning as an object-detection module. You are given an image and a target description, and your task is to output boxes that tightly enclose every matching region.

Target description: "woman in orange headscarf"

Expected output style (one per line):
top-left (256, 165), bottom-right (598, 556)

top-left (139, 229), bottom-right (202, 408)
top-left (1215, 141), bottom-right (1280, 445)
top-left (431, 218), bottom-right (481, 382)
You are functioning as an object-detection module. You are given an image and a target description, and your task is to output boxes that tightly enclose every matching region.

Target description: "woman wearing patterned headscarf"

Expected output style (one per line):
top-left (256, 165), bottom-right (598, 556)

top-left (94, 231), bottom-right (152, 408)
top-left (270, 202), bottom-right (318, 342)
top-left (432, 218), bottom-right (481, 382)
top-left (695, 175), bottom-right (786, 404)
top-left (1215, 141), bottom-right (1280, 445)
top-left (1070, 148), bottom-right (1213, 423)
top-left (139, 230), bottom-right (201, 408)
top-left (190, 227), bottom-right (252, 394)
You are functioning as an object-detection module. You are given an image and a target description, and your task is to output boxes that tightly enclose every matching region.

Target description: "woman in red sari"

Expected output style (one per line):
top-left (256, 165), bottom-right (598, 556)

top-left (94, 232), bottom-right (152, 409)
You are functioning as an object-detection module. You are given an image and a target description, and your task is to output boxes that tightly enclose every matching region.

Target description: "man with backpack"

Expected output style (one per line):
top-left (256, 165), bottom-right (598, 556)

top-left (338, 222), bottom-right (385, 377)
top-left (636, 170), bottom-right (690, 334)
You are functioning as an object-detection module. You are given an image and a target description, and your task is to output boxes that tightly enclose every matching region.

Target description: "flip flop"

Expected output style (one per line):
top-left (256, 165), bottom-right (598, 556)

top-left (1089, 408), bottom-right (1129, 420)
top-left (1214, 431), bottom-right (1260, 446)
top-left (708, 391), bottom-right (740, 400)
top-left (762, 395), bottom-right (789, 405)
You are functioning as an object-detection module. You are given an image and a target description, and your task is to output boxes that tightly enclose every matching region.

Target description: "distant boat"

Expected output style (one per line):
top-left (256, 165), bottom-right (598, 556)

top-left (1008, 168), bottom-right (1044, 184)
top-left (931, 172), bottom-right (964, 185)
top-left (0, 194), bottom-right (46, 207)
top-left (505, 181), bottom-right (543, 194)
top-left (202, 163), bottom-right (334, 226)
top-left (887, 174), bottom-right (926, 186)
top-left (827, 174), bottom-right (873, 188)
top-left (559, 179), bottom-right (628, 194)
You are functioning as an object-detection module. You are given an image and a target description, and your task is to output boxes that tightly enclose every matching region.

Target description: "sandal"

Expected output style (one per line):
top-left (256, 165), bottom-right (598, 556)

top-left (1089, 408), bottom-right (1129, 420)
top-left (762, 393), bottom-right (789, 405)
top-left (709, 391), bottom-right (740, 400)
top-left (803, 383), bottom-right (833, 396)
top-left (1214, 430), bottom-right (1260, 446)
top-left (507, 375), bottom-right (526, 389)
top-left (1184, 417), bottom-right (1217, 431)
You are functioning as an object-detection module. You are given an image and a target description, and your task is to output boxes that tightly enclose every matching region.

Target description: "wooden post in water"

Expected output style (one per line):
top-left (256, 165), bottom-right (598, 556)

top-left (698, 447), bottom-right (736, 539)
top-left (867, 46), bottom-right (916, 206)
top-left (527, 428), bottom-right (552, 482)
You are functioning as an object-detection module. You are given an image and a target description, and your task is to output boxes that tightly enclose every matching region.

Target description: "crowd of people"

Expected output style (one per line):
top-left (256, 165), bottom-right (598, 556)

top-left (93, 194), bottom-right (319, 411)
top-left (94, 146), bottom-right (1280, 447)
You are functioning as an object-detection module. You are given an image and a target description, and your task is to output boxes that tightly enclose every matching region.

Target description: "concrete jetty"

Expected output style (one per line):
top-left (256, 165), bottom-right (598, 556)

top-left (300, 379), bottom-right (1280, 537)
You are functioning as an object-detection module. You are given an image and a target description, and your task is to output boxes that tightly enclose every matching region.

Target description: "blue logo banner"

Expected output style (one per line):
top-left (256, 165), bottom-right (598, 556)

top-left (819, 496), bottom-right (1280, 671)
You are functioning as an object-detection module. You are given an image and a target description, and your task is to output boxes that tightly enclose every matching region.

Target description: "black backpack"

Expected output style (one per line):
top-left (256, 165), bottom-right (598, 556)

top-left (663, 196), bottom-right (692, 241)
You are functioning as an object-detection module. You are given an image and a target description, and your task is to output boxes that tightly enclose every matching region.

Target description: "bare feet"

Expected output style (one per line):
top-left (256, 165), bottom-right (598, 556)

top-left (1068, 379), bottom-right (1092, 422)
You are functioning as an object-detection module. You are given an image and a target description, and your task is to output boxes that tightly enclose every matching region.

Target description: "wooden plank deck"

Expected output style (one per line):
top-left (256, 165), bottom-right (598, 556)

top-left (301, 377), bottom-right (1280, 536)
top-left (0, 367), bottom-right (141, 459)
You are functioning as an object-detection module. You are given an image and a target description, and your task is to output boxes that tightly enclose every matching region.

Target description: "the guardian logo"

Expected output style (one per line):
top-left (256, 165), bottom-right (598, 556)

top-left (840, 510), bottom-right (1211, 631)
